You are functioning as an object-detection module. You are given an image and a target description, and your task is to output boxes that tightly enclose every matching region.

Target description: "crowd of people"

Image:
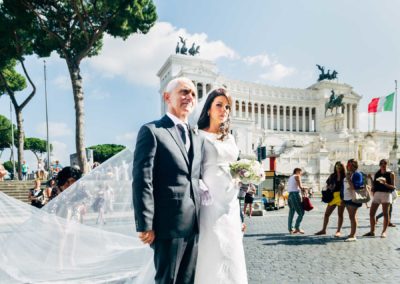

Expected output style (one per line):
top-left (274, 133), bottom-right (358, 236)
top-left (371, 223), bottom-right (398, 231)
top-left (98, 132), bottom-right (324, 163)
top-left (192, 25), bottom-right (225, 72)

top-left (285, 158), bottom-right (397, 241)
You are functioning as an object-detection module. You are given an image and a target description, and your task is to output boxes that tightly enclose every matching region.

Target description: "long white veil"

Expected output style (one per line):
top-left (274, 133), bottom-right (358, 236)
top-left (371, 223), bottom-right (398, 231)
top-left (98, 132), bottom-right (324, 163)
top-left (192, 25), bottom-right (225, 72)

top-left (0, 149), bottom-right (155, 283)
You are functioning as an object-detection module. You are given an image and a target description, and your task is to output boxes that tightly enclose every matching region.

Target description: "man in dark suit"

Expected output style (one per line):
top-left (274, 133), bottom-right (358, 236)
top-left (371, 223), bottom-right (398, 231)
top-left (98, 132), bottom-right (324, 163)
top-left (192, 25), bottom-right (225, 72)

top-left (132, 77), bottom-right (203, 284)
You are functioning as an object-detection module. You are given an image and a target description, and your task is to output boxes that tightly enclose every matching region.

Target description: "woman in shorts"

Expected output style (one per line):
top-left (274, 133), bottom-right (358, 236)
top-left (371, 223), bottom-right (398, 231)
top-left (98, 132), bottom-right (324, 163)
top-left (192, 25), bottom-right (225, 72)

top-left (315, 161), bottom-right (346, 237)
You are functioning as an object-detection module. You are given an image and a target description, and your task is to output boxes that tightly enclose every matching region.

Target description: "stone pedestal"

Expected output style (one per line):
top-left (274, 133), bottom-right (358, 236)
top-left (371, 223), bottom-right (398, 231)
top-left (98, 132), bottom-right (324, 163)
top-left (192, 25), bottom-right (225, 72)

top-left (320, 113), bottom-right (345, 133)
top-left (318, 149), bottom-right (330, 191)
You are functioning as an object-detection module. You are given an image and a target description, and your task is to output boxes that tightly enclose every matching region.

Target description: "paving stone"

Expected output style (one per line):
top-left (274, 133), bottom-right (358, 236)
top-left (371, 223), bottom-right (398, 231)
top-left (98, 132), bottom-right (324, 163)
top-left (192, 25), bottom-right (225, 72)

top-left (243, 198), bottom-right (400, 283)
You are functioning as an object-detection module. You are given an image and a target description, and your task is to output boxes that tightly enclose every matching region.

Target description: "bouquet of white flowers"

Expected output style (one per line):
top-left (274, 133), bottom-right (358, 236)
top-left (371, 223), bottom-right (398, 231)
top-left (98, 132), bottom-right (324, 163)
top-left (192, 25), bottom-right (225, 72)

top-left (229, 159), bottom-right (265, 184)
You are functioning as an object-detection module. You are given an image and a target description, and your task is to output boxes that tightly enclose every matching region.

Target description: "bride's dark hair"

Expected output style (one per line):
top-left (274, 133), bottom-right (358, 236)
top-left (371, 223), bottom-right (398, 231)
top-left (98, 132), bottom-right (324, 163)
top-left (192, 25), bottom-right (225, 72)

top-left (197, 88), bottom-right (232, 140)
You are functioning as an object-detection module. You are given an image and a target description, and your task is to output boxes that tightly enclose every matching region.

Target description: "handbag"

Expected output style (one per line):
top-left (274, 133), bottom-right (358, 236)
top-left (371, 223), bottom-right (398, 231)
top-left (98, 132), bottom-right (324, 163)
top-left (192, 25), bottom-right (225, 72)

top-left (302, 196), bottom-right (314, 211)
top-left (321, 186), bottom-right (334, 203)
top-left (351, 185), bottom-right (371, 204)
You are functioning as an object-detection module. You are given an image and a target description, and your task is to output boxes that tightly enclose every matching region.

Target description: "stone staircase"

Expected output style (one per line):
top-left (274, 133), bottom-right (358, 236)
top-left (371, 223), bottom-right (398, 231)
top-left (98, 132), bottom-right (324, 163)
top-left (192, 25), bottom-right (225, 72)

top-left (0, 181), bottom-right (37, 203)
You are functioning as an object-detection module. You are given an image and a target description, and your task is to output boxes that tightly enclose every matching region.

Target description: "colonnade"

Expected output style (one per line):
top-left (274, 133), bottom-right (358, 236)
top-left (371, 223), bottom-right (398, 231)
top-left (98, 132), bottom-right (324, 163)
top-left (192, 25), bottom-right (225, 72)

top-left (232, 99), bottom-right (317, 132)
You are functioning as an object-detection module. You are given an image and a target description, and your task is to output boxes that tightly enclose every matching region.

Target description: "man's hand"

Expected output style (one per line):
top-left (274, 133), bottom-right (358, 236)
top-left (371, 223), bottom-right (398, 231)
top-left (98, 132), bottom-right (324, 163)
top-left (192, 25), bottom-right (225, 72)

top-left (139, 230), bottom-right (155, 245)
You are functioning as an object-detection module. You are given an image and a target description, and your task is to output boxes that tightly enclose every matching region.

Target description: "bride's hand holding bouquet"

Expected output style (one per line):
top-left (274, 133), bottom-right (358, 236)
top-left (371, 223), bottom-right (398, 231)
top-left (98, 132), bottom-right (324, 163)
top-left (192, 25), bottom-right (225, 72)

top-left (229, 159), bottom-right (265, 184)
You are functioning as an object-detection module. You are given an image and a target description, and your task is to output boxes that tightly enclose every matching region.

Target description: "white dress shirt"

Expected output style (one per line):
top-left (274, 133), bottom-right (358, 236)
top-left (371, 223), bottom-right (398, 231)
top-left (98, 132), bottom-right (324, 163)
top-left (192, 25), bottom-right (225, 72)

top-left (166, 112), bottom-right (190, 151)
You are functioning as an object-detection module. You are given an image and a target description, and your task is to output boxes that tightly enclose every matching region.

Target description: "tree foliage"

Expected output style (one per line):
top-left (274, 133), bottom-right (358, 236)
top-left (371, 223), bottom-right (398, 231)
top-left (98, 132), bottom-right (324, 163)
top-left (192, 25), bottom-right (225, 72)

top-left (88, 144), bottom-right (126, 163)
top-left (0, 1), bottom-right (38, 179)
top-left (0, 114), bottom-right (17, 151)
top-left (24, 137), bottom-right (52, 161)
top-left (13, 0), bottom-right (157, 173)
top-left (2, 160), bottom-right (13, 173)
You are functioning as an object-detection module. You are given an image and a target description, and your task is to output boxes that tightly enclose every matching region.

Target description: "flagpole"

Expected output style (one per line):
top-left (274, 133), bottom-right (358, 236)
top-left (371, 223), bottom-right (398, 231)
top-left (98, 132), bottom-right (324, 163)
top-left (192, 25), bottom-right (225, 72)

top-left (394, 80), bottom-right (398, 150)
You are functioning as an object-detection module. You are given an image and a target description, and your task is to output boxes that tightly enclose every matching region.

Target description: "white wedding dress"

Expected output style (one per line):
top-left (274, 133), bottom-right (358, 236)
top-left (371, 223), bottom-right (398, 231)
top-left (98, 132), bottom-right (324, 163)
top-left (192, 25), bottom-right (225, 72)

top-left (195, 131), bottom-right (248, 284)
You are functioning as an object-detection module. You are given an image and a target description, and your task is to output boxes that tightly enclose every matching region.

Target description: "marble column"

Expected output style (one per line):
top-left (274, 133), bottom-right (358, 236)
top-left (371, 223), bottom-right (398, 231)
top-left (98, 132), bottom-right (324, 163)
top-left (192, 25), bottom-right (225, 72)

top-left (277, 105), bottom-right (281, 131)
top-left (238, 99), bottom-right (243, 118)
top-left (354, 104), bottom-right (359, 130)
top-left (270, 105), bottom-right (274, 130)
top-left (308, 107), bottom-right (312, 132)
top-left (251, 102), bottom-right (255, 121)
top-left (202, 83), bottom-right (206, 98)
top-left (349, 104), bottom-right (353, 131)
top-left (302, 107), bottom-right (306, 132)
top-left (257, 103), bottom-right (262, 129)
top-left (296, 107), bottom-right (299, 132)
top-left (264, 105), bottom-right (268, 130)
top-left (289, 106), bottom-right (293, 132)
top-left (283, 106), bottom-right (287, 131)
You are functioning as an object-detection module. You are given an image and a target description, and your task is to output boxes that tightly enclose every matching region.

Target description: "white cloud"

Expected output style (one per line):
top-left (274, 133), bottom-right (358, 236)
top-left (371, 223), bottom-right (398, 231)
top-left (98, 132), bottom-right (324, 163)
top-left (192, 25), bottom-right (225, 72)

top-left (36, 122), bottom-right (73, 137)
top-left (243, 53), bottom-right (295, 82)
top-left (50, 140), bottom-right (69, 165)
top-left (116, 131), bottom-right (138, 148)
top-left (260, 64), bottom-right (295, 81)
top-left (86, 22), bottom-right (238, 87)
top-left (243, 54), bottom-right (272, 67)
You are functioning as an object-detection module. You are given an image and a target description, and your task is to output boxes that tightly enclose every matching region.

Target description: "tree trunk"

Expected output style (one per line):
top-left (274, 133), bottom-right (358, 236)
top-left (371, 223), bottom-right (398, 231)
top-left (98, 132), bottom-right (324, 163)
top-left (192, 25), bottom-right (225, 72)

top-left (15, 109), bottom-right (24, 180)
top-left (67, 61), bottom-right (88, 173)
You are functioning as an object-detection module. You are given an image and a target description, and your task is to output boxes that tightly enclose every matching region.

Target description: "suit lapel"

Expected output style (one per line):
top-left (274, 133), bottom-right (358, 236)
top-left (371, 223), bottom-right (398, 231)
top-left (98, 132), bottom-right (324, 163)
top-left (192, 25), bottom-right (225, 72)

top-left (162, 115), bottom-right (189, 166)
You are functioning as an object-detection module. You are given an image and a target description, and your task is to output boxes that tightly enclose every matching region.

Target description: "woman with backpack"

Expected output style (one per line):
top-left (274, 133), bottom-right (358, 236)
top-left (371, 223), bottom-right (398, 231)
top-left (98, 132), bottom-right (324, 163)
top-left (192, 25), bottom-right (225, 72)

top-left (315, 161), bottom-right (346, 237)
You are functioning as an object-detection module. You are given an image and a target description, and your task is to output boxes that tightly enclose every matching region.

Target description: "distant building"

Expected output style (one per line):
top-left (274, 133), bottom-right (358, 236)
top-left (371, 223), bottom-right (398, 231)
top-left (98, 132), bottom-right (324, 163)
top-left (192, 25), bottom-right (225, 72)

top-left (158, 54), bottom-right (400, 190)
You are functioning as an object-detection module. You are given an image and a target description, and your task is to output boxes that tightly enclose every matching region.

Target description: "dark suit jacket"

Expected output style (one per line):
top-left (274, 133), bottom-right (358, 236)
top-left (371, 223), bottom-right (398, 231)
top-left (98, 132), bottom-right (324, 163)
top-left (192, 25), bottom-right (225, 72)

top-left (132, 115), bottom-right (203, 239)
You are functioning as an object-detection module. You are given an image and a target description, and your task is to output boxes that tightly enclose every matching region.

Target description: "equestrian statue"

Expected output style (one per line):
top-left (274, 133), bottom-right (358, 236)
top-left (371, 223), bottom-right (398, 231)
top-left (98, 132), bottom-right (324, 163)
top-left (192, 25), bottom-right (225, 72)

top-left (325, 90), bottom-right (344, 115)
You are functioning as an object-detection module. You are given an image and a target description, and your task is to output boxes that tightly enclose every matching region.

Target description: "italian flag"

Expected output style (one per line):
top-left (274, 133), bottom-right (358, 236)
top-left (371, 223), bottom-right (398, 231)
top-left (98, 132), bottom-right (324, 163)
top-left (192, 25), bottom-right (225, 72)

top-left (368, 92), bottom-right (395, 113)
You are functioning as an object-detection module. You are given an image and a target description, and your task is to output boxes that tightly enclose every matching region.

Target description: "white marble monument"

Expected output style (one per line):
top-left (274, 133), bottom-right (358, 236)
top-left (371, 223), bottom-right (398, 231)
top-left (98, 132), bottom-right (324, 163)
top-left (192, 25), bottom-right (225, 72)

top-left (157, 54), bottom-right (399, 190)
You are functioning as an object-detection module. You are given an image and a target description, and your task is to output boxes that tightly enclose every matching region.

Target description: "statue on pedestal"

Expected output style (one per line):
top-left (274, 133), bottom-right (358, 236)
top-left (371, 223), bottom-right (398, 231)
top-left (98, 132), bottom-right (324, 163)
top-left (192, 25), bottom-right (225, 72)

top-left (325, 90), bottom-right (344, 115)
top-left (175, 37), bottom-right (200, 56)
top-left (316, 64), bottom-right (339, 81)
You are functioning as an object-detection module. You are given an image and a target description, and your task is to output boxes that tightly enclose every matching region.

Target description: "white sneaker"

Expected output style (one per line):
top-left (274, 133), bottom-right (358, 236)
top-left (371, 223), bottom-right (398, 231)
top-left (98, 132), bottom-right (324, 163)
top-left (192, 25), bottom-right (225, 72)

top-left (344, 237), bottom-right (357, 242)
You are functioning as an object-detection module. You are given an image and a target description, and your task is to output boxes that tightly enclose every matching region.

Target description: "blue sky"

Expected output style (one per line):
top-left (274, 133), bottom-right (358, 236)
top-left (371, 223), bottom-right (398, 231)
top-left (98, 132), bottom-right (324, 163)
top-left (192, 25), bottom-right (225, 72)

top-left (1, 0), bottom-right (399, 168)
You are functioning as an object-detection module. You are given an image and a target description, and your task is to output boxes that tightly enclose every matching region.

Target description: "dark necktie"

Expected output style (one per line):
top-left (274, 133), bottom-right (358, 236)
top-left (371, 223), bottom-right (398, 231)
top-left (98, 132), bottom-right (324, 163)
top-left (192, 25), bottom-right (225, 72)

top-left (177, 124), bottom-right (188, 150)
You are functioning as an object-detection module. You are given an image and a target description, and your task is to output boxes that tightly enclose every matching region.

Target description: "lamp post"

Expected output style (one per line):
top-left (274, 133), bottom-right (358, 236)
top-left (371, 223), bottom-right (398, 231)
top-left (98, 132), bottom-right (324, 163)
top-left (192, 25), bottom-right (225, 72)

top-left (9, 100), bottom-right (16, 179)
top-left (44, 60), bottom-right (51, 172)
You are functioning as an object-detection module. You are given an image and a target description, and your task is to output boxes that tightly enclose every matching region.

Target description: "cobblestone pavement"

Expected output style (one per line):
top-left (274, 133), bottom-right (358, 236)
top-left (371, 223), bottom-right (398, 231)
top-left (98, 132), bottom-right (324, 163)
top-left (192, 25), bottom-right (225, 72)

top-left (243, 198), bottom-right (400, 284)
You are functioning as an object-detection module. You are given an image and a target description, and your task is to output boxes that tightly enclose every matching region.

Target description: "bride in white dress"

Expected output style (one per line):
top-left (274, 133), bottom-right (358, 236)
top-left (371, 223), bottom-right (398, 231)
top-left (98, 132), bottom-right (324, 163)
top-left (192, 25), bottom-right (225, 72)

top-left (194, 88), bottom-right (248, 284)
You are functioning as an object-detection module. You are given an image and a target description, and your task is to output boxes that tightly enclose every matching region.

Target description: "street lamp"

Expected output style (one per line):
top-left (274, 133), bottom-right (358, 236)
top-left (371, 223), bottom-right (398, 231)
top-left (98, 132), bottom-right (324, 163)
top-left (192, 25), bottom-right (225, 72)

top-left (43, 60), bottom-right (51, 172)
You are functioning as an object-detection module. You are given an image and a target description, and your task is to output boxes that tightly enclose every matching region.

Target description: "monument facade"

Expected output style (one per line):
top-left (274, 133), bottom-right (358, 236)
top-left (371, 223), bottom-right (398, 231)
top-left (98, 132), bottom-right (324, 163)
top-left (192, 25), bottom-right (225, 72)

top-left (157, 54), bottom-right (399, 190)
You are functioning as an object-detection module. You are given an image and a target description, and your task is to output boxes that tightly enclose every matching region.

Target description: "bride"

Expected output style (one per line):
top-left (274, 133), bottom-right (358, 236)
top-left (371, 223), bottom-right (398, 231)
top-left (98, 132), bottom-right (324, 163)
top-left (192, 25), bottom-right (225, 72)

top-left (195, 88), bottom-right (248, 284)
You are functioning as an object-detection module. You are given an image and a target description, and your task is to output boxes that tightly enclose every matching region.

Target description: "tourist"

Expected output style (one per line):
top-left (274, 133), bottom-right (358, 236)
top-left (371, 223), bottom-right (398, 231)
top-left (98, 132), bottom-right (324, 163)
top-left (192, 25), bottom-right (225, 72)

top-left (261, 194), bottom-right (268, 210)
top-left (0, 163), bottom-right (6, 181)
top-left (376, 203), bottom-right (396, 227)
top-left (43, 178), bottom-right (57, 203)
top-left (287, 168), bottom-right (306, 234)
top-left (51, 160), bottom-right (63, 177)
top-left (363, 159), bottom-right (395, 238)
top-left (56, 166), bottom-right (82, 192)
top-left (28, 179), bottom-right (44, 208)
top-left (243, 183), bottom-right (256, 217)
top-left (21, 161), bottom-right (29, 180)
top-left (315, 161), bottom-right (346, 237)
top-left (342, 159), bottom-right (363, 242)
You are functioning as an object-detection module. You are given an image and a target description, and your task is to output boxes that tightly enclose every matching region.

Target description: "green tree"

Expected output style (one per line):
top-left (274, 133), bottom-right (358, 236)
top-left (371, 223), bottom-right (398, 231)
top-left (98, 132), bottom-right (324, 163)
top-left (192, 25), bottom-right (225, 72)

top-left (16, 0), bottom-right (157, 172)
top-left (24, 137), bottom-right (53, 162)
top-left (2, 160), bottom-right (13, 174)
top-left (0, 1), bottom-right (38, 179)
top-left (0, 114), bottom-right (18, 159)
top-left (88, 144), bottom-right (126, 163)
